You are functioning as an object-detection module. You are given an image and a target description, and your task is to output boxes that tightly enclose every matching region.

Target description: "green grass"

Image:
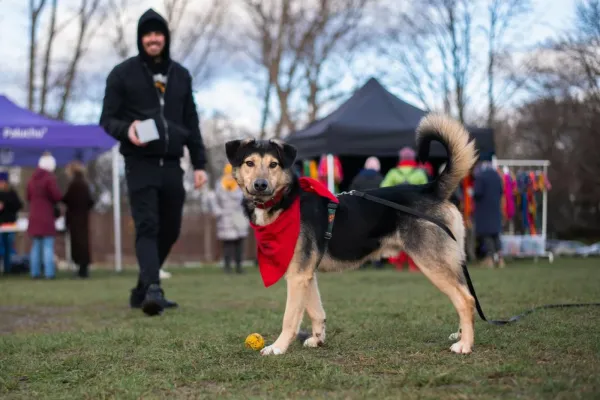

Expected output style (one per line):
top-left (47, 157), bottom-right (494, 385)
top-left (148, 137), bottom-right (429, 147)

top-left (1, 259), bottom-right (600, 399)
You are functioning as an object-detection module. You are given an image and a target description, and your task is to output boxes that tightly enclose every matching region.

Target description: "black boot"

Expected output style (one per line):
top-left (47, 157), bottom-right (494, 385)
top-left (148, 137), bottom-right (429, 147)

top-left (141, 284), bottom-right (178, 316)
top-left (235, 264), bottom-right (244, 274)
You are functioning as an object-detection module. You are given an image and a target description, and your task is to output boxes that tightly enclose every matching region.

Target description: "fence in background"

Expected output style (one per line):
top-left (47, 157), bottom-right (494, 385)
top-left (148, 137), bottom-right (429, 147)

top-left (14, 211), bottom-right (257, 269)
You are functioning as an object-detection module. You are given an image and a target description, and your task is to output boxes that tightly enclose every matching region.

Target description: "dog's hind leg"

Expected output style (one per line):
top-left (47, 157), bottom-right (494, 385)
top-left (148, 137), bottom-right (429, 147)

top-left (412, 259), bottom-right (475, 354)
top-left (303, 273), bottom-right (326, 348)
top-left (261, 267), bottom-right (311, 356)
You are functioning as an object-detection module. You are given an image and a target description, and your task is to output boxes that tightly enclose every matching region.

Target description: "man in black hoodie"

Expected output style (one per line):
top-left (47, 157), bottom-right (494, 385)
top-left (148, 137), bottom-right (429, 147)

top-left (100, 9), bottom-right (207, 316)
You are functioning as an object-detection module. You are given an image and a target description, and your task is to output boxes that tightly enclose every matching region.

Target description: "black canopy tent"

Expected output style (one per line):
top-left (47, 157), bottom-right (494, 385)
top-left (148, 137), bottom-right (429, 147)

top-left (284, 77), bottom-right (495, 159)
top-left (283, 78), bottom-right (495, 191)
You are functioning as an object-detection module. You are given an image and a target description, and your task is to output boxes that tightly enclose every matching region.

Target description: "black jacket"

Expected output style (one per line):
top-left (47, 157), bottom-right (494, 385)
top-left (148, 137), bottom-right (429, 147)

top-left (349, 169), bottom-right (384, 192)
top-left (0, 188), bottom-right (23, 224)
top-left (99, 9), bottom-right (206, 170)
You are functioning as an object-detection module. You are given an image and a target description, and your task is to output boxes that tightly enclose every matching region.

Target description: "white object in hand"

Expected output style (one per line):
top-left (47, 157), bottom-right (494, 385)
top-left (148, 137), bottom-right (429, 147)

top-left (135, 119), bottom-right (160, 143)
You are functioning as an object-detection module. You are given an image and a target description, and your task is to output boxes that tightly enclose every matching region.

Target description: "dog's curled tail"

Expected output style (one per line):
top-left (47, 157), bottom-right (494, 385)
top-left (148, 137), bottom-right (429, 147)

top-left (416, 114), bottom-right (478, 200)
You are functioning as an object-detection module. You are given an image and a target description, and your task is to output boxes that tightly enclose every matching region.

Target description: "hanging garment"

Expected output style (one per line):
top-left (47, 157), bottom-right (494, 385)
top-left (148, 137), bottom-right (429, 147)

top-left (527, 171), bottom-right (537, 235)
top-left (503, 171), bottom-right (516, 221)
top-left (516, 171), bottom-right (531, 234)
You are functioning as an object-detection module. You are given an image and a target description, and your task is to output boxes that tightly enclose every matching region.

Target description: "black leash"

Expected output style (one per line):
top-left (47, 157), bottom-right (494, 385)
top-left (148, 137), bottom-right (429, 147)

top-left (325, 189), bottom-right (600, 325)
top-left (461, 261), bottom-right (600, 325)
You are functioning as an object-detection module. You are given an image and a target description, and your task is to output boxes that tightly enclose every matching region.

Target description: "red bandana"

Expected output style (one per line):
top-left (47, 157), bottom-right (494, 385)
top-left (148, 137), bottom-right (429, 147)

top-left (250, 177), bottom-right (339, 287)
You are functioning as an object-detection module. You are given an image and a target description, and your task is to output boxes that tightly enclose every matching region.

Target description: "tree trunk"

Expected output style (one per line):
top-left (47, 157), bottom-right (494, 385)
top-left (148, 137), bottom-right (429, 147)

top-left (259, 72), bottom-right (272, 139)
top-left (27, 0), bottom-right (47, 110)
top-left (40, 0), bottom-right (58, 115)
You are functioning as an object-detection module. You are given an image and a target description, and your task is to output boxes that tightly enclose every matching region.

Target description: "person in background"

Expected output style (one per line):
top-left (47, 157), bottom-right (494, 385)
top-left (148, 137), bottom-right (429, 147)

top-left (209, 164), bottom-right (249, 274)
top-left (99, 8), bottom-right (208, 315)
top-left (473, 155), bottom-right (505, 268)
top-left (62, 161), bottom-right (95, 279)
top-left (27, 152), bottom-right (62, 279)
top-left (380, 147), bottom-right (428, 187)
top-left (350, 157), bottom-right (385, 269)
top-left (0, 171), bottom-right (23, 274)
top-left (349, 156), bottom-right (383, 192)
top-left (381, 147), bottom-right (428, 272)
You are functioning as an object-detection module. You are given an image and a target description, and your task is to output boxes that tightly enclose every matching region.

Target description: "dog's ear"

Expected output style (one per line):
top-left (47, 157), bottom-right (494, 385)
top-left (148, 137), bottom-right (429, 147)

top-left (270, 139), bottom-right (297, 168)
top-left (282, 143), bottom-right (297, 168)
top-left (226, 139), bottom-right (257, 165)
top-left (225, 140), bottom-right (241, 165)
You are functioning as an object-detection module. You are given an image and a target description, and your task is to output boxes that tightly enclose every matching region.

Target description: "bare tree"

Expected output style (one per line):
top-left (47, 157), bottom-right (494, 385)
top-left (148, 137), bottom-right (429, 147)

top-left (240, 0), bottom-right (375, 138)
top-left (161, 0), bottom-right (229, 85)
top-left (484, 0), bottom-right (532, 126)
top-left (56, 0), bottom-right (106, 120)
top-left (107, 0), bottom-right (137, 60)
top-left (301, 0), bottom-right (372, 122)
top-left (380, 0), bottom-right (473, 122)
top-left (39, 0), bottom-right (57, 115)
top-left (508, 0), bottom-right (600, 237)
top-left (28, 0), bottom-right (47, 110)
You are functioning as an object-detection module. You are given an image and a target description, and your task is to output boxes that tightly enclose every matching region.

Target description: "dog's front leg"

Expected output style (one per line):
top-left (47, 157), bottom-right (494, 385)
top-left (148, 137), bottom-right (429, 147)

top-left (261, 272), bottom-right (310, 356)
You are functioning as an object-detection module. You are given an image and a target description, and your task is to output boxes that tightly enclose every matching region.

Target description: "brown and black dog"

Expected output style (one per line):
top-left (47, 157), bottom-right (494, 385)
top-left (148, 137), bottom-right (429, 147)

top-left (225, 113), bottom-right (478, 356)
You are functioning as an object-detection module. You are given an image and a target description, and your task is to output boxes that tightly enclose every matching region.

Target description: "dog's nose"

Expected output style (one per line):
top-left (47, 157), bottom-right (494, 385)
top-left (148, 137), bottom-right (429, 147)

top-left (253, 179), bottom-right (268, 192)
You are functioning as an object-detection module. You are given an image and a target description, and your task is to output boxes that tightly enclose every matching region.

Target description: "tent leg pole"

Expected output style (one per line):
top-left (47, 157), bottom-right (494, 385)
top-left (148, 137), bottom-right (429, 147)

top-left (326, 154), bottom-right (334, 193)
top-left (112, 146), bottom-right (122, 273)
top-left (542, 164), bottom-right (548, 241)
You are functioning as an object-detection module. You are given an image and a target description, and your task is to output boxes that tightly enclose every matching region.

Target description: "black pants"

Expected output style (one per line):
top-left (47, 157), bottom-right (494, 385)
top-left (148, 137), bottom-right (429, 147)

top-left (125, 157), bottom-right (185, 288)
top-left (223, 238), bottom-right (243, 271)
top-left (482, 234), bottom-right (502, 257)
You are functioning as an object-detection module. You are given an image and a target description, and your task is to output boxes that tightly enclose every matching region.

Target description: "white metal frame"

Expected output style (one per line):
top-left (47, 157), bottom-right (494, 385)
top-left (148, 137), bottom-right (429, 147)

top-left (112, 145), bottom-right (122, 272)
top-left (493, 158), bottom-right (553, 262)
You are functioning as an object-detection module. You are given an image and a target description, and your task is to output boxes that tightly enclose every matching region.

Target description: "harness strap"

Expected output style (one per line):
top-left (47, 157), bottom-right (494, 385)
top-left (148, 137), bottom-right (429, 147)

top-left (345, 190), bottom-right (457, 241)
top-left (315, 202), bottom-right (338, 271)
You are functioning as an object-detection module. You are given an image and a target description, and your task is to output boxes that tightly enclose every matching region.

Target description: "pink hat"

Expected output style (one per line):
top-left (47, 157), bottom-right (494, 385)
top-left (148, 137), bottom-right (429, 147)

top-left (364, 156), bottom-right (380, 171)
top-left (399, 147), bottom-right (416, 161)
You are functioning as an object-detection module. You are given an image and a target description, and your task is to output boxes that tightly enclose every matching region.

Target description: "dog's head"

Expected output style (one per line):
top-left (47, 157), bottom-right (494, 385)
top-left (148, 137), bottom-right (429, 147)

top-left (225, 138), bottom-right (297, 203)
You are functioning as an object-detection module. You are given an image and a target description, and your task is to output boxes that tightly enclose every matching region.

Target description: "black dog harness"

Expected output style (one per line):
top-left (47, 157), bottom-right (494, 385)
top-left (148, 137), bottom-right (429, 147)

top-left (317, 190), bottom-right (600, 326)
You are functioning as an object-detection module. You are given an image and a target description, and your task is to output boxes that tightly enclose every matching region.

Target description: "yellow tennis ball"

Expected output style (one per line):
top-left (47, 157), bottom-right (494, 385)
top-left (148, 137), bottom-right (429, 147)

top-left (245, 333), bottom-right (265, 351)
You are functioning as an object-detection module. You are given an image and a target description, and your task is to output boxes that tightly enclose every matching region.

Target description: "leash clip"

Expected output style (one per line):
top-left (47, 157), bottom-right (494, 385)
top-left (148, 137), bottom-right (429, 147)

top-left (337, 190), bottom-right (358, 197)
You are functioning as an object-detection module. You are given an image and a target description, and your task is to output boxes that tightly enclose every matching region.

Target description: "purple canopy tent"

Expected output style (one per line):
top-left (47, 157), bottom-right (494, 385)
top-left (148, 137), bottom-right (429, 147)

top-left (0, 94), bottom-right (123, 272)
top-left (0, 95), bottom-right (116, 166)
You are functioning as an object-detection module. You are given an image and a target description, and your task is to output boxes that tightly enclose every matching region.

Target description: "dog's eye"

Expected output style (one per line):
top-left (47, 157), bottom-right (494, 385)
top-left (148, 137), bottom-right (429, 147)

top-left (269, 162), bottom-right (278, 169)
top-left (245, 161), bottom-right (255, 167)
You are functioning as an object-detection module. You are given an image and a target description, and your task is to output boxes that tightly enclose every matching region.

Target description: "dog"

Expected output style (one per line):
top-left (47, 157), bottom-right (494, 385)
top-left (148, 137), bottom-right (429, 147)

top-left (225, 113), bottom-right (478, 356)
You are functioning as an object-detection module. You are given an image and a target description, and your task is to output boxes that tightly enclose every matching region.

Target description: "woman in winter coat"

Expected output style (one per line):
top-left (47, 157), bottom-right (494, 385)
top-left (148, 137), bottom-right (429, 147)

top-left (0, 171), bottom-right (23, 273)
top-left (27, 152), bottom-right (62, 279)
top-left (209, 163), bottom-right (249, 274)
top-left (349, 157), bottom-right (383, 192)
top-left (473, 159), bottom-right (505, 268)
top-left (62, 161), bottom-right (95, 278)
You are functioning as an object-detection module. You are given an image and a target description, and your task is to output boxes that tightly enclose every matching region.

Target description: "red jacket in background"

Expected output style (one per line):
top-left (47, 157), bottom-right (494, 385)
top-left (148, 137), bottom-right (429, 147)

top-left (26, 168), bottom-right (62, 237)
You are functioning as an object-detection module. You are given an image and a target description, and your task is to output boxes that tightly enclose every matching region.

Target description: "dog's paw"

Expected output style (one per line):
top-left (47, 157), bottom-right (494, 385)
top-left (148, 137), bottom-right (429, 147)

top-left (448, 331), bottom-right (461, 341)
top-left (303, 336), bottom-right (323, 348)
top-left (260, 345), bottom-right (284, 356)
top-left (450, 341), bottom-right (472, 354)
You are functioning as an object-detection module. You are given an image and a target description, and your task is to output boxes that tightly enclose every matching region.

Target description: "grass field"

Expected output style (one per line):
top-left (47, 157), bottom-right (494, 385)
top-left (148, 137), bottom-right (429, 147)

top-left (1, 258), bottom-right (600, 399)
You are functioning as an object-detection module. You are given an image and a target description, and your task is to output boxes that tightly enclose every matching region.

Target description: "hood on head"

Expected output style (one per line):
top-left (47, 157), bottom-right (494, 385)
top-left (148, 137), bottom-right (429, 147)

top-left (137, 8), bottom-right (170, 60)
